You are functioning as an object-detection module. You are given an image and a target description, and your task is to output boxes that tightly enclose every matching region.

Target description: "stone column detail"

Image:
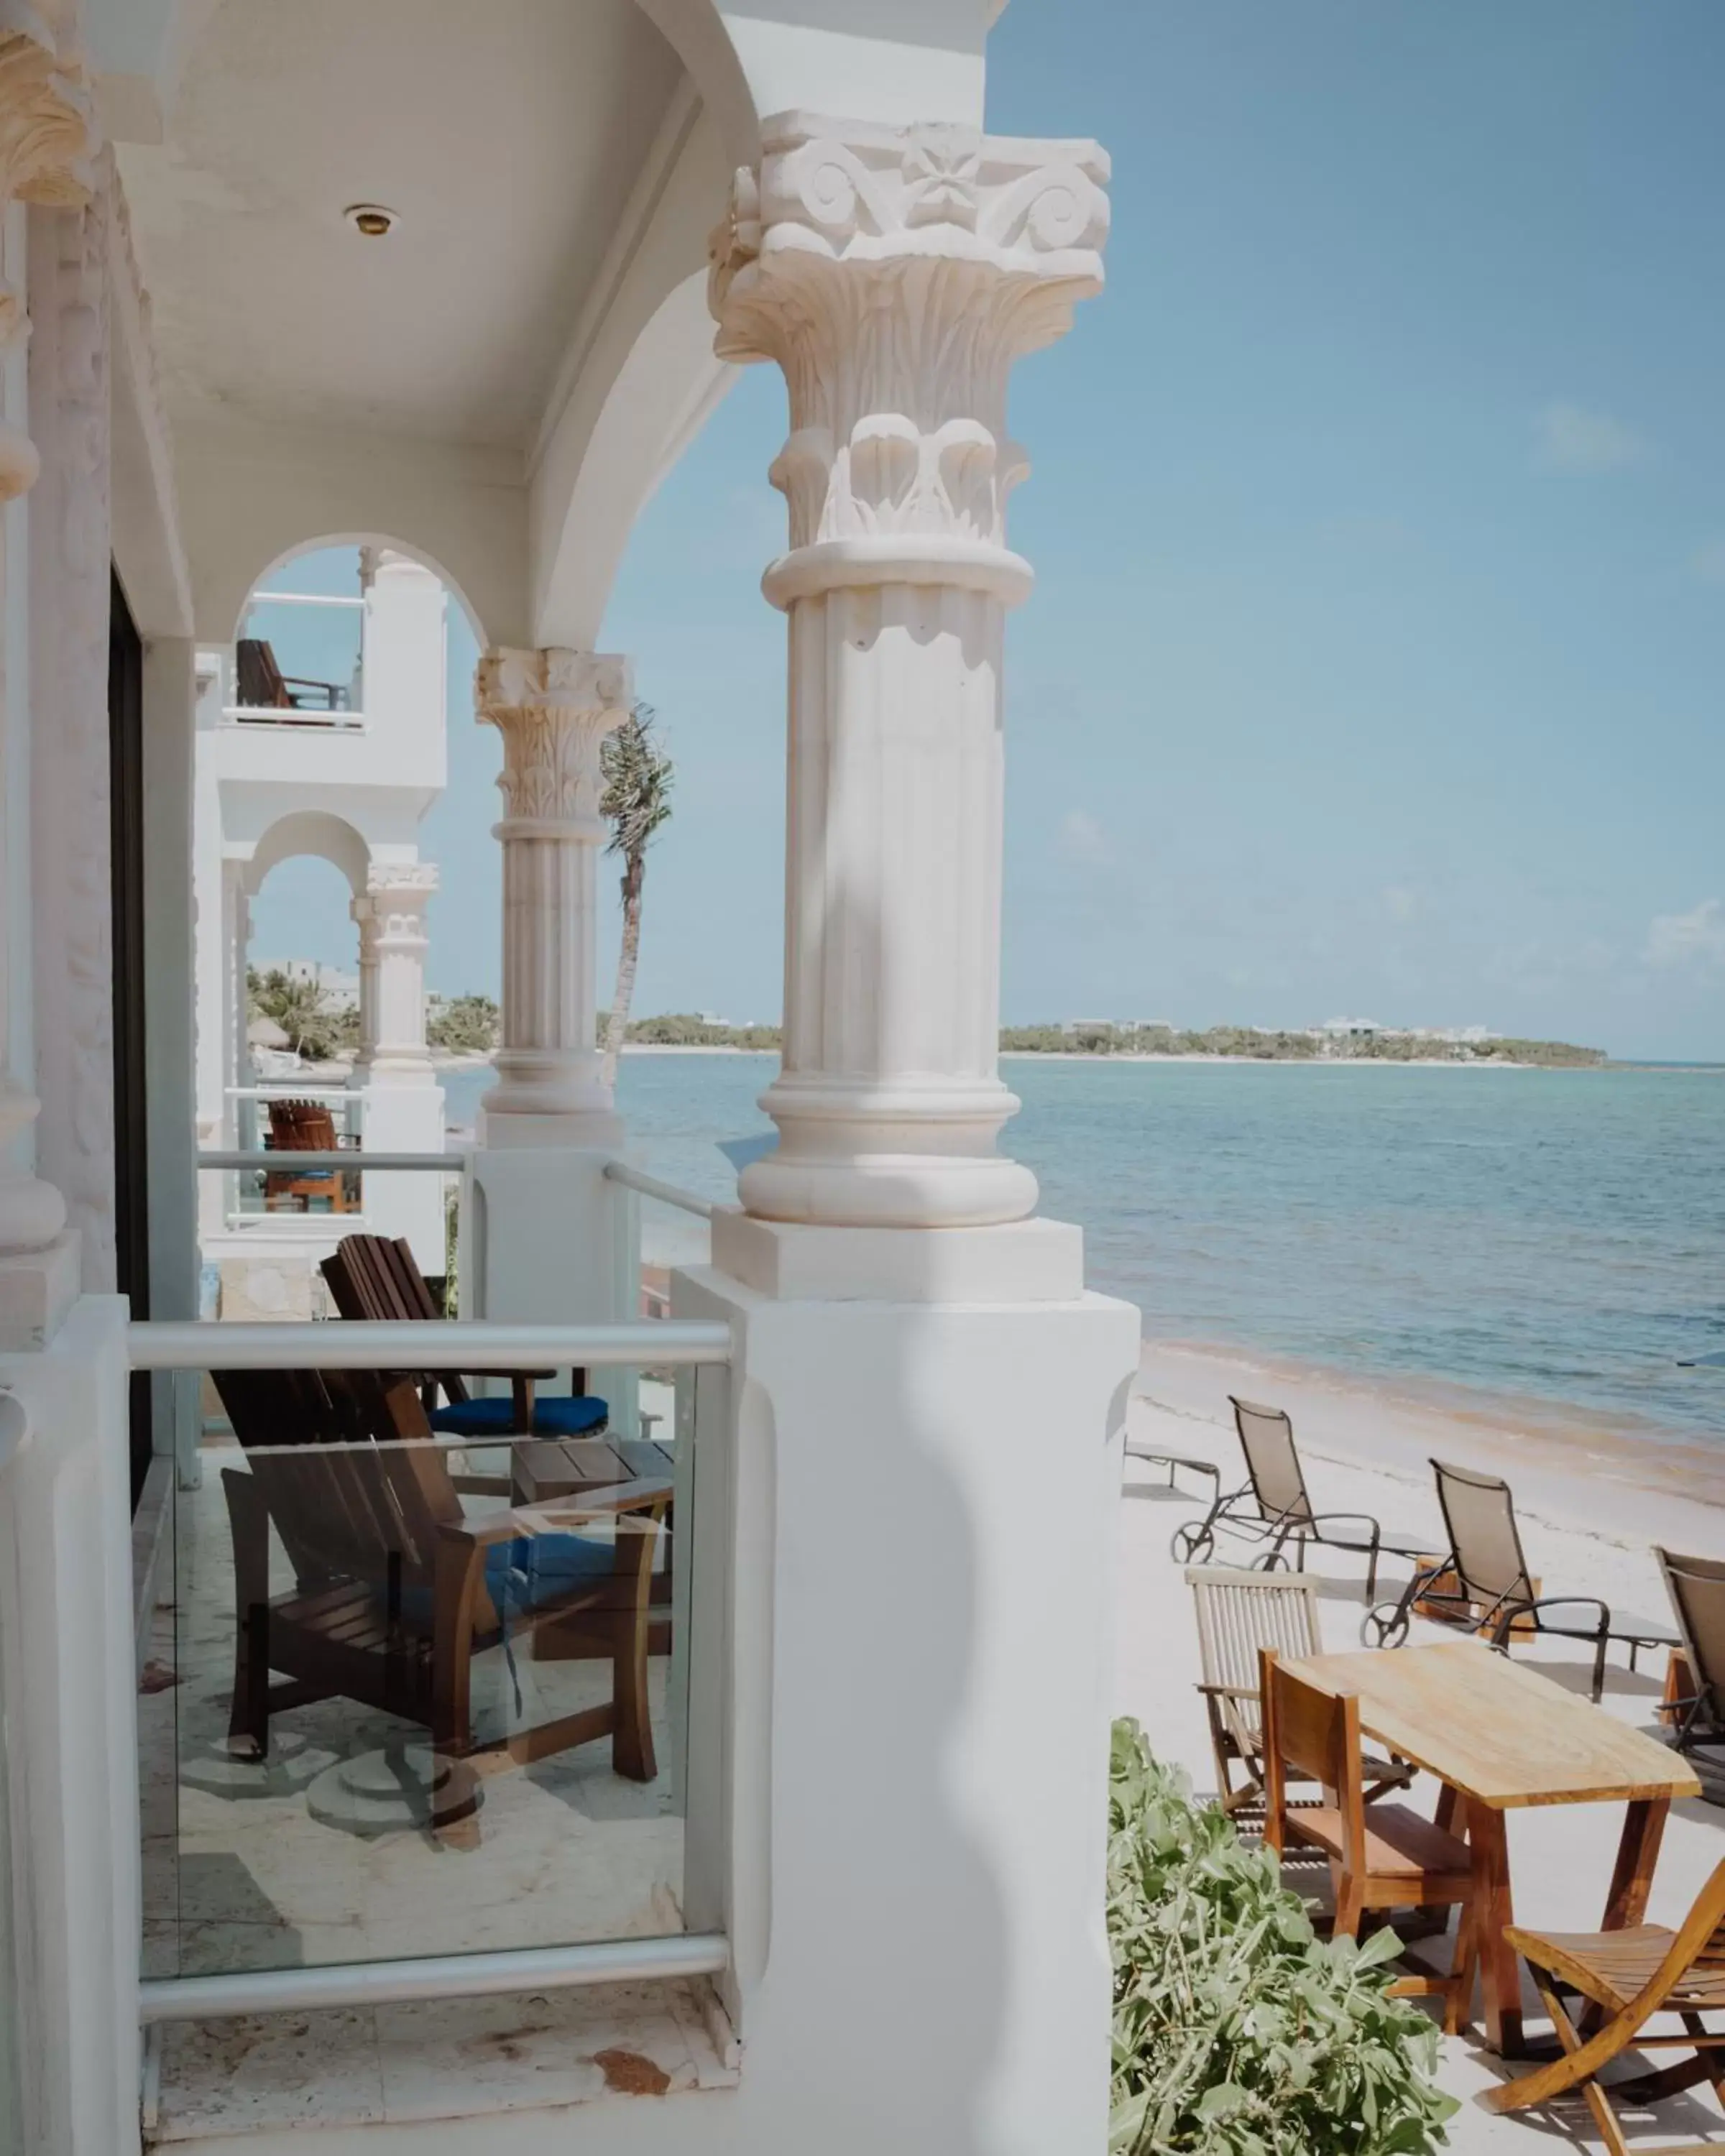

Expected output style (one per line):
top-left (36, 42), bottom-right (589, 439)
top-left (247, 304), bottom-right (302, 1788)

top-left (476, 648), bottom-right (629, 1138)
top-left (0, 17), bottom-right (93, 1295)
top-left (351, 863), bottom-right (437, 1083)
top-left (709, 114), bottom-right (1110, 1228)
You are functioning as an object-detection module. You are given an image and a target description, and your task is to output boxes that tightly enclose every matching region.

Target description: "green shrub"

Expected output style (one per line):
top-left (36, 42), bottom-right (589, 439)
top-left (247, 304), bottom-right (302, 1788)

top-left (1108, 1721), bottom-right (1458, 2156)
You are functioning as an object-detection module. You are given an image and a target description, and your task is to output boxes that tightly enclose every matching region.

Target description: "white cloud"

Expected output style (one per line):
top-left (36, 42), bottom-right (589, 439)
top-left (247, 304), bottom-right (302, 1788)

top-left (1692, 540), bottom-right (1725, 588)
top-left (1645, 899), bottom-right (1725, 969)
top-left (1535, 400), bottom-right (1649, 474)
top-left (1057, 809), bottom-right (1112, 867)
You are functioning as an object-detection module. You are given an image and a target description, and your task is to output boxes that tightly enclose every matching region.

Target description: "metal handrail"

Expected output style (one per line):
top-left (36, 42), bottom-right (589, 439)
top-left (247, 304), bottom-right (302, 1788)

top-left (198, 1151), bottom-right (463, 1171)
top-left (603, 1159), bottom-right (717, 1220)
top-left (139, 1933), bottom-right (730, 2024)
top-left (127, 1318), bottom-right (731, 1372)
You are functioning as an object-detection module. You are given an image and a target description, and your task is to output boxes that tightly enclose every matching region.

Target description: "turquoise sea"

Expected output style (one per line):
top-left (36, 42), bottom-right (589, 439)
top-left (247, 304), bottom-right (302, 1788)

top-left (441, 1055), bottom-right (1725, 1454)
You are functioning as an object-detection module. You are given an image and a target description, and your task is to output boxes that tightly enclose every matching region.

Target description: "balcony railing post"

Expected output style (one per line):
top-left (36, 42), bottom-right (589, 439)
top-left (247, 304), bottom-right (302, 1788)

top-left (0, 1298), bottom-right (141, 2155)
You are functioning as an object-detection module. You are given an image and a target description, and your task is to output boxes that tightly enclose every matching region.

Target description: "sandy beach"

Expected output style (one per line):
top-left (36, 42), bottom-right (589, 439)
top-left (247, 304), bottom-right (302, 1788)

top-left (1118, 1341), bottom-right (1725, 2150)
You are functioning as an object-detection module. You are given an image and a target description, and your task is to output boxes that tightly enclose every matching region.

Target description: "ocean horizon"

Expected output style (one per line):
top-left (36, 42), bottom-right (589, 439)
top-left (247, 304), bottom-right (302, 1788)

top-left (440, 1052), bottom-right (1724, 1462)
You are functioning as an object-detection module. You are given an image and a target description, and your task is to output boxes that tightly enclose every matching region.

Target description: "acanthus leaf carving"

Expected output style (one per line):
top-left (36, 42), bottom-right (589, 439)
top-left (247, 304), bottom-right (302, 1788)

top-left (707, 114), bottom-right (1109, 560)
top-left (476, 647), bottom-right (631, 829)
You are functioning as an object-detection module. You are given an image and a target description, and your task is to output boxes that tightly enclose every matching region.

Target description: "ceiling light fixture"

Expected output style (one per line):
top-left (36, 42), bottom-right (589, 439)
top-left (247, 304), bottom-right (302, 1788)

top-left (344, 203), bottom-right (398, 238)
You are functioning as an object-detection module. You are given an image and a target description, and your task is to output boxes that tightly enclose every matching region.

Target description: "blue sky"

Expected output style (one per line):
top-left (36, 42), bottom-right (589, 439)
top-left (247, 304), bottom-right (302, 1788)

top-left (250, 0), bottom-right (1725, 1061)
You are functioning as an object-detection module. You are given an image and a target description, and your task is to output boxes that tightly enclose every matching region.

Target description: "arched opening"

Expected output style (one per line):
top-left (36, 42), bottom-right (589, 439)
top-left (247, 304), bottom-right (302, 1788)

top-left (197, 542), bottom-right (493, 1280)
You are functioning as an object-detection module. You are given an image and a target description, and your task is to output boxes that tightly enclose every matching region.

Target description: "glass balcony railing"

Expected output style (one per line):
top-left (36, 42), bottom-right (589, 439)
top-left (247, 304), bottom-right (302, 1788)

top-left (134, 1323), bottom-right (727, 2008)
top-left (0, 1646), bottom-right (22, 2155)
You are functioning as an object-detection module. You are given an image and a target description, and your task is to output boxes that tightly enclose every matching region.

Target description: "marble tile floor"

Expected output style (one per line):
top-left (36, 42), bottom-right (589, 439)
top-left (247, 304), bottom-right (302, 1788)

top-left (141, 1440), bottom-right (685, 1982)
top-left (146, 1979), bottom-right (739, 2144)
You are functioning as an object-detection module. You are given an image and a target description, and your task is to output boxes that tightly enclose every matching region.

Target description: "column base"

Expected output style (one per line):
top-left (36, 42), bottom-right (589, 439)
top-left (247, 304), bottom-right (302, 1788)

top-left (738, 1148), bottom-right (1039, 1231)
top-left (712, 1210), bottom-right (1082, 1303)
top-left (0, 1229), bottom-right (82, 1350)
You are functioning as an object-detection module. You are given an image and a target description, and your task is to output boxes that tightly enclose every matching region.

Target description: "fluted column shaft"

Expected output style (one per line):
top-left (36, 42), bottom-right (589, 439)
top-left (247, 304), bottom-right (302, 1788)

top-left (476, 649), bottom-right (628, 1141)
top-left (351, 864), bottom-right (436, 1083)
top-left (709, 116), bottom-right (1110, 1228)
top-left (0, 24), bottom-right (93, 1262)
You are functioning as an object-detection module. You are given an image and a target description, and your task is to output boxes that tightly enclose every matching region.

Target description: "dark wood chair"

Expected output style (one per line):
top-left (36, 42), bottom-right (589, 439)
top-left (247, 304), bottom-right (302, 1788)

top-left (264, 1098), bottom-right (358, 1214)
top-left (320, 1232), bottom-right (609, 1440)
top-left (235, 636), bottom-right (345, 713)
top-left (211, 1363), bottom-right (668, 1786)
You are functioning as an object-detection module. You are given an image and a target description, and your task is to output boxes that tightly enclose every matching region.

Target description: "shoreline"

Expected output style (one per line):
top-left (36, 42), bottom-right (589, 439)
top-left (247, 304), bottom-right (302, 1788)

top-left (1138, 1335), bottom-right (1725, 1544)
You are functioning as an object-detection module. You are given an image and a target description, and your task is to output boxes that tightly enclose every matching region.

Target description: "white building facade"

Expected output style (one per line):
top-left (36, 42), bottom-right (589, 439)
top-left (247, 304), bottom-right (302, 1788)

top-left (193, 547), bottom-right (449, 1285)
top-left (0, 5), bottom-right (1138, 2153)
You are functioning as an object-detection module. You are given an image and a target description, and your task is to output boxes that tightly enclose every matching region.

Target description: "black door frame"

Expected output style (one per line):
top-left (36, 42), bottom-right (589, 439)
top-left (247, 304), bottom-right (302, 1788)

top-left (109, 566), bottom-right (152, 1503)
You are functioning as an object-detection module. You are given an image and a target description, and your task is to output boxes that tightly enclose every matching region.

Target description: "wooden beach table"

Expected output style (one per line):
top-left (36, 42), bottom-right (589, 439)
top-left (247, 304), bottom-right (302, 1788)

top-left (1280, 1639), bottom-right (1701, 2058)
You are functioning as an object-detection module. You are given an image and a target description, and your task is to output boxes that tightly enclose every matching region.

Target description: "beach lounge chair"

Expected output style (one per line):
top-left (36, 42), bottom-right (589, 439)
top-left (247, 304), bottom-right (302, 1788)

top-left (1261, 1650), bottom-right (1476, 2031)
top-left (212, 1363), bottom-right (670, 1789)
top-left (1186, 1565), bottom-right (1410, 1815)
top-left (1169, 1396), bottom-right (1427, 1601)
top-left (1481, 1856), bottom-right (1725, 2155)
top-left (1361, 1459), bottom-right (1675, 1701)
top-left (321, 1233), bottom-right (610, 1440)
top-left (1656, 1547), bottom-right (1725, 1760)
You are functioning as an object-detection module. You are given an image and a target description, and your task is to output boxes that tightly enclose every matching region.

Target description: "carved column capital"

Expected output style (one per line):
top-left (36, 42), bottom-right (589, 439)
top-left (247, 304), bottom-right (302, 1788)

top-left (0, 13), bottom-right (96, 364)
top-left (709, 114), bottom-right (1108, 595)
top-left (354, 860), bottom-right (438, 946)
top-left (476, 647), bottom-right (632, 836)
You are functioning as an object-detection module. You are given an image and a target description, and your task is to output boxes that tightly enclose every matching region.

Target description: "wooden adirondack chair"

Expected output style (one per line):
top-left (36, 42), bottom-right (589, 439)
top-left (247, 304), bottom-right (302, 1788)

top-left (264, 1098), bottom-right (357, 1213)
top-left (212, 1363), bottom-right (668, 1789)
top-left (1483, 1857), bottom-right (1725, 2156)
top-left (235, 636), bottom-right (345, 712)
top-left (319, 1232), bottom-right (608, 1439)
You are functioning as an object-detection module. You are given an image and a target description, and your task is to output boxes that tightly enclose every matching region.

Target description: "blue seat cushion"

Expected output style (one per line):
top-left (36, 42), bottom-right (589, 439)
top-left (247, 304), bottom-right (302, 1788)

top-left (487, 1530), bottom-right (617, 1611)
top-left (397, 1529), bottom-right (618, 1628)
top-left (429, 1393), bottom-right (609, 1438)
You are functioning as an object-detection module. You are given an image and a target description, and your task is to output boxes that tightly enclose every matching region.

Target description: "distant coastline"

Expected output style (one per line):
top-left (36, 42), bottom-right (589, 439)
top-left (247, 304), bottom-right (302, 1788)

top-left (618, 1013), bottom-right (1609, 1068)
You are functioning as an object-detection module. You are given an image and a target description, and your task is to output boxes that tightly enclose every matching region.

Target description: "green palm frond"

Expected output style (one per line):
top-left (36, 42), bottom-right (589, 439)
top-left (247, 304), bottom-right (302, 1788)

top-left (601, 701), bottom-right (674, 858)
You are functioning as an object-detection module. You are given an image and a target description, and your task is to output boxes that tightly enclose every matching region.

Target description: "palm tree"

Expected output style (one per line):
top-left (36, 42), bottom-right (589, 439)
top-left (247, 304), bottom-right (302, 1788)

top-left (599, 702), bottom-right (674, 1090)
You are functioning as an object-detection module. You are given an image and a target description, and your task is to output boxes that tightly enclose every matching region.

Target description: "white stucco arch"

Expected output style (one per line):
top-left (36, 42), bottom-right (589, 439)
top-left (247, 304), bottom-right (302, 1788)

top-left (242, 811), bottom-right (374, 902)
top-left (533, 266), bottom-right (735, 650)
top-left (179, 420), bottom-right (522, 649)
top-left (234, 533), bottom-right (484, 652)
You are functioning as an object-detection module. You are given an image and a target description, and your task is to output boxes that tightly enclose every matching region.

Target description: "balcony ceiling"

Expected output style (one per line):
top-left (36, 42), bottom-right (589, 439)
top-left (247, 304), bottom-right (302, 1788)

top-left (116, 0), bottom-right (686, 451)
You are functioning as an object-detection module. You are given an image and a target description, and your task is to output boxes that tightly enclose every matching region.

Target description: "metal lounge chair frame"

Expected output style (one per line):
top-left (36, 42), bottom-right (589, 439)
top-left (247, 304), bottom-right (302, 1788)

top-left (1656, 1547), bottom-right (1725, 1760)
top-left (1185, 1564), bottom-right (1409, 1815)
top-left (1169, 1396), bottom-right (1422, 1602)
top-left (1362, 1457), bottom-right (1644, 1703)
top-left (1482, 1856), bottom-right (1725, 2156)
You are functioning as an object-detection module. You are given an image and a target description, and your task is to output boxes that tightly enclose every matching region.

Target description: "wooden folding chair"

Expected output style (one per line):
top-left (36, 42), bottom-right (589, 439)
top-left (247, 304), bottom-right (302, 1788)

top-left (1184, 1565), bottom-right (1409, 1814)
top-left (1483, 1858), bottom-right (1725, 2156)
top-left (1261, 1648), bottom-right (1476, 2030)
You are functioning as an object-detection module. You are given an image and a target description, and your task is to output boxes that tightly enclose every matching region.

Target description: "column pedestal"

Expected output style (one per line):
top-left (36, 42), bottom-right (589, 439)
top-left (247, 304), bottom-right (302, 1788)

top-left (674, 1230), bottom-right (1138, 2155)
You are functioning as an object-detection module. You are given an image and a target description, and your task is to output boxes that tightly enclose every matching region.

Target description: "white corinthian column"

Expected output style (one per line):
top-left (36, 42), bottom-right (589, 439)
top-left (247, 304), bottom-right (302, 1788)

top-left (475, 649), bottom-right (627, 1148)
top-left (709, 116), bottom-right (1109, 1230)
top-left (351, 862), bottom-right (437, 1084)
